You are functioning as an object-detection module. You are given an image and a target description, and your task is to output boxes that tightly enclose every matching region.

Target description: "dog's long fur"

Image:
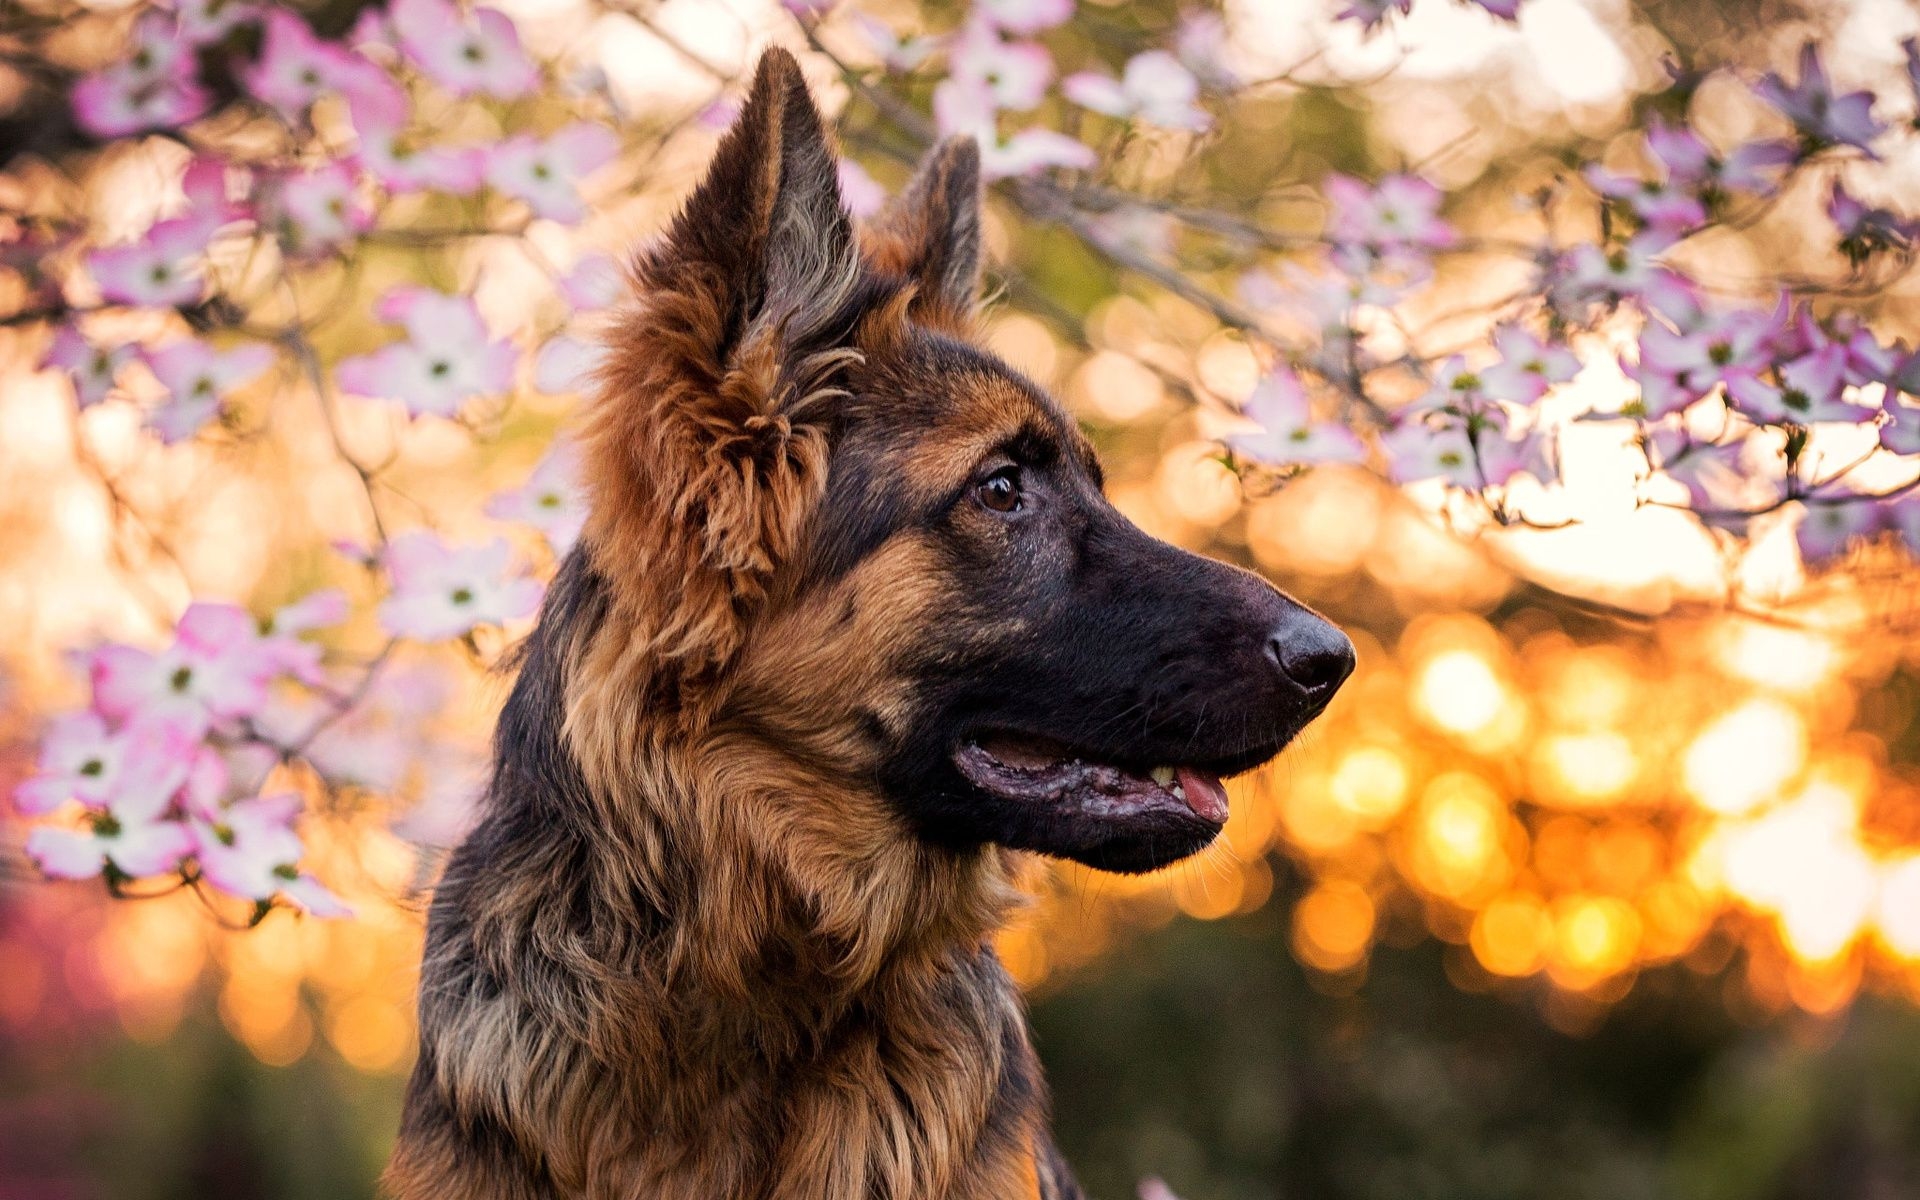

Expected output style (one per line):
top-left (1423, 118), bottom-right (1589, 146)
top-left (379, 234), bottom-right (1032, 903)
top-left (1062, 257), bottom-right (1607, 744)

top-left (388, 52), bottom-right (1074, 1200)
top-left (388, 48), bottom-right (1348, 1199)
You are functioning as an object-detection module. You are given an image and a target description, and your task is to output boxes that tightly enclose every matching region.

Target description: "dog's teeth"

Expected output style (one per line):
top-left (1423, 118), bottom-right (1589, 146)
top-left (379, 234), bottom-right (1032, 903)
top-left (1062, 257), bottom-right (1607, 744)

top-left (1172, 783), bottom-right (1186, 801)
top-left (1150, 766), bottom-right (1176, 788)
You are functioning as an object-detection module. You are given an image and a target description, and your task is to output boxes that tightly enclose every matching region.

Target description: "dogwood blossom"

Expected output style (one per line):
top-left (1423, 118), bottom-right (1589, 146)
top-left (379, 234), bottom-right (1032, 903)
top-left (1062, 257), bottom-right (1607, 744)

top-left (1632, 305), bottom-right (1779, 421)
top-left (335, 287), bottom-right (517, 418)
top-left (852, 15), bottom-right (939, 72)
top-left (260, 162), bottom-right (374, 257)
top-left (1796, 495), bottom-right (1887, 564)
top-left (189, 792), bottom-right (303, 900)
top-left (933, 82), bottom-right (1096, 179)
top-left (89, 602), bottom-right (283, 736)
top-left (532, 335), bottom-right (603, 395)
top-left (1062, 52), bottom-right (1210, 131)
top-left (391, 0), bottom-right (539, 99)
top-left (1480, 326), bottom-right (1581, 405)
top-left (483, 123), bottom-right (621, 223)
top-left (89, 213), bottom-right (219, 307)
top-left (1756, 43), bottom-right (1886, 155)
top-left (378, 532), bottom-right (541, 641)
top-left (557, 255), bottom-right (623, 312)
top-left (1227, 368), bottom-right (1367, 468)
top-left (14, 715), bottom-right (194, 817)
top-left (71, 13), bottom-right (211, 137)
top-left (245, 8), bottom-right (359, 120)
top-left (347, 81), bottom-right (486, 195)
top-left (26, 806), bottom-right (195, 881)
top-left (971, 0), bottom-right (1074, 35)
top-left (1324, 174), bottom-right (1454, 253)
top-left (837, 158), bottom-right (888, 219)
top-left (487, 442), bottom-right (588, 554)
top-left (1336, 0), bottom-right (1413, 32)
top-left (43, 326), bottom-right (132, 408)
top-left (1828, 183), bottom-right (1916, 266)
top-left (948, 22), bottom-right (1054, 112)
top-left (142, 338), bottom-right (276, 443)
top-left (1552, 233), bottom-right (1701, 324)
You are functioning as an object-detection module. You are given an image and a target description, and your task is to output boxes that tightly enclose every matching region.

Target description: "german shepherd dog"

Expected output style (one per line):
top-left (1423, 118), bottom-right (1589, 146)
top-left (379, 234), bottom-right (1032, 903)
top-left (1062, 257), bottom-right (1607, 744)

top-left (387, 48), bottom-right (1352, 1200)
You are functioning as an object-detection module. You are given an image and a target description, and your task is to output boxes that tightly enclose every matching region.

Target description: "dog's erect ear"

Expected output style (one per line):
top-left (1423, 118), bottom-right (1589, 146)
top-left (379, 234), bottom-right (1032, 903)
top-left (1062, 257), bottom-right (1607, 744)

top-left (575, 49), bottom-right (860, 740)
top-left (863, 137), bottom-right (983, 329)
top-left (655, 46), bottom-right (858, 351)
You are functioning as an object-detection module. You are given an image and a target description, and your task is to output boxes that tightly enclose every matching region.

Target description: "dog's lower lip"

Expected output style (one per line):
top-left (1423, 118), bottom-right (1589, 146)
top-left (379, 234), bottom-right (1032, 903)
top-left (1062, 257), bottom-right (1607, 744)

top-left (953, 736), bottom-right (1230, 825)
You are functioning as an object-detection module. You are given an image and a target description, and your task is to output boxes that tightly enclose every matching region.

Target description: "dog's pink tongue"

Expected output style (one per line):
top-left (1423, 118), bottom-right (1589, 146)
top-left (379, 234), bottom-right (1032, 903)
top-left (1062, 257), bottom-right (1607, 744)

top-left (1176, 767), bottom-right (1229, 824)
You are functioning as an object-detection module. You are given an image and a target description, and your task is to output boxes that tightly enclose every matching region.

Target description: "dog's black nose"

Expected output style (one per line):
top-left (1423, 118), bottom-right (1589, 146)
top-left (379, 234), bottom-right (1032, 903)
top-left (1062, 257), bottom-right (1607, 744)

top-left (1266, 615), bottom-right (1355, 699)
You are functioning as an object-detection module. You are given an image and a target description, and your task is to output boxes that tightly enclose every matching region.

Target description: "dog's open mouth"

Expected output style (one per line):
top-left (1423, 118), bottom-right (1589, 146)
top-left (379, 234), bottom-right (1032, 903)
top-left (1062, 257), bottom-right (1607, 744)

top-left (952, 733), bottom-right (1232, 826)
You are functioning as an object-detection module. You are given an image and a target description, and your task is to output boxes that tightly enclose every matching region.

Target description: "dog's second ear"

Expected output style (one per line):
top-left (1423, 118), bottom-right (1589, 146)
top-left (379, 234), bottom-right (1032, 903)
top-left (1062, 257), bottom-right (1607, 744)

top-left (863, 137), bottom-right (983, 331)
top-left (576, 48), bottom-right (857, 730)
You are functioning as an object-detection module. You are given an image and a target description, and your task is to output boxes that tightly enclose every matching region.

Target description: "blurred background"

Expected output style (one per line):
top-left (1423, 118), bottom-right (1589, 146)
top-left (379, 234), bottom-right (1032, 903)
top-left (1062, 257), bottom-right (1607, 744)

top-left (6, 0), bottom-right (1920, 1197)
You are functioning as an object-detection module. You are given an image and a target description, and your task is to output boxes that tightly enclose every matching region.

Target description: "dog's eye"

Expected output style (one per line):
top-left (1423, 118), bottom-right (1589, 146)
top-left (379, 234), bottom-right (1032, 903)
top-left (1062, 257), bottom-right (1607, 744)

top-left (974, 467), bottom-right (1022, 514)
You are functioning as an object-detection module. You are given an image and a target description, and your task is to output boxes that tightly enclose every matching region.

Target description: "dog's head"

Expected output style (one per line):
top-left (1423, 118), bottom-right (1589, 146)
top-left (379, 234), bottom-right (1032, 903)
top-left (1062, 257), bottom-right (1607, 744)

top-left (575, 49), bottom-right (1351, 875)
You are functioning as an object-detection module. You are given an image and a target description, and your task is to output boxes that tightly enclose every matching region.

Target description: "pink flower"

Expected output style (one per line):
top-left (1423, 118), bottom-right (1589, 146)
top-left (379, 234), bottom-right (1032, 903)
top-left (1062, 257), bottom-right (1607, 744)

top-left (335, 286), bottom-right (518, 419)
top-left (391, 0), bottom-right (539, 99)
top-left (90, 602), bottom-right (282, 736)
top-left (1469, 0), bottom-right (1523, 18)
top-left (260, 588), bottom-right (347, 685)
top-left (1062, 51), bottom-right (1209, 131)
top-left (71, 13), bottom-right (211, 137)
top-left (1731, 340), bottom-right (1866, 427)
top-left (378, 531), bottom-right (541, 641)
top-left (851, 15), bottom-right (938, 73)
top-left (487, 441), bottom-right (587, 553)
top-left (949, 22), bottom-right (1054, 112)
top-left (1878, 399), bottom-right (1920, 456)
top-left (1756, 43), bottom-right (1886, 156)
top-left (261, 161), bottom-right (374, 257)
top-left (1795, 496), bottom-right (1884, 565)
top-left (14, 715), bottom-right (196, 817)
top-left (1174, 11), bottom-right (1238, 90)
top-left (838, 158), bottom-right (888, 219)
top-left (282, 874), bottom-right (353, 917)
top-left (483, 123), bottom-right (621, 224)
top-left (557, 255), bottom-right (623, 312)
top-left (933, 81), bottom-right (1095, 180)
top-left (1828, 182), bottom-right (1916, 267)
top-left (190, 792), bottom-right (304, 901)
top-left (1480, 325), bottom-right (1580, 405)
top-left (532, 334), bottom-right (603, 395)
top-left (781, 0), bottom-right (835, 16)
top-left (1552, 233), bottom-right (1700, 324)
top-left (1380, 416), bottom-right (1480, 489)
top-left (27, 808), bottom-right (194, 881)
top-left (1336, 0), bottom-right (1413, 31)
top-left (1324, 174), bottom-right (1454, 253)
top-left (1584, 148), bottom-right (1707, 235)
top-left (22, 715), bottom-right (202, 880)
top-left (245, 9), bottom-right (360, 120)
top-left (346, 80), bottom-right (485, 195)
top-left (1475, 427), bottom-right (1557, 487)
top-left (43, 326), bottom-right (133, 408)
top-left (1225, 368), bottom-right (1366, 468)
top-left (142, 338), bottom-right (275, 443)
top-left (89, 213), bottom-right (220, 308)
top-left (972, 0), bottom-right (1074, 35)
top-left (1632, 305), bottom-right (1778, 420)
